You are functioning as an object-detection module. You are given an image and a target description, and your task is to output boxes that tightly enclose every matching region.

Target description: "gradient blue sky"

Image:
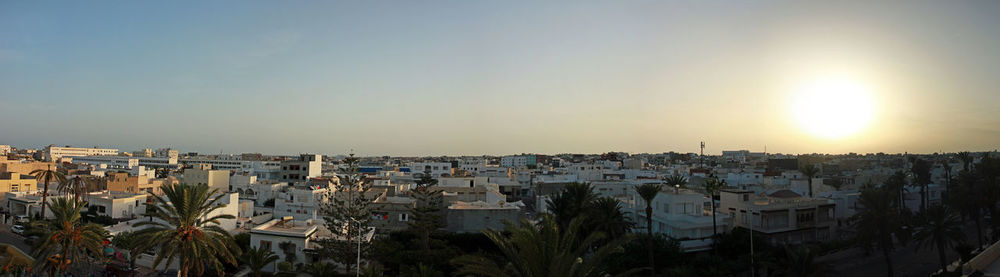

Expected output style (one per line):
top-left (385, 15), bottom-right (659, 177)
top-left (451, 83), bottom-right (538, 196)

top-left (1, 1), bottom-right (998, 156)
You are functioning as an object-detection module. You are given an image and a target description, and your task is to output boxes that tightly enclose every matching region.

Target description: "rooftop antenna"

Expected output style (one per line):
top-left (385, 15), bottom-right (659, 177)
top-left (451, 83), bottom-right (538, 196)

top-left (700, 141), bottom-right (705, 168)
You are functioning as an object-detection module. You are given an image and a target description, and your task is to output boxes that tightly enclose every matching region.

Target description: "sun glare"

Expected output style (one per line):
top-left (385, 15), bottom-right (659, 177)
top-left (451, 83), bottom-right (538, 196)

top-left (792, 77), bottom-right (875, 139)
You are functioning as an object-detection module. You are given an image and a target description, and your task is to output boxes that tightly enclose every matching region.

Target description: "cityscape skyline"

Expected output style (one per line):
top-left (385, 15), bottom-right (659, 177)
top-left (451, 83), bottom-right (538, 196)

top-left (2, 1), bottom-right (999, 156)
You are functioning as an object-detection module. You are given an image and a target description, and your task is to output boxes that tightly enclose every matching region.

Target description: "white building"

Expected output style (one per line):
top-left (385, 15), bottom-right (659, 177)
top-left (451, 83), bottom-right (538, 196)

top-left (629, 187), bottom-right (730, 252)
top-left (44, 145), bottom-right (119, 162)
top-left (0, 145), bottom-right (11, 155)
top-left (86, 191), bottom-right (148, 219)
top-left (409, 162), bottom-right (453, 177)
top-left (274, 186), bottom-right (329, 221)
top-left (446, 201), bottom-right (521, 233)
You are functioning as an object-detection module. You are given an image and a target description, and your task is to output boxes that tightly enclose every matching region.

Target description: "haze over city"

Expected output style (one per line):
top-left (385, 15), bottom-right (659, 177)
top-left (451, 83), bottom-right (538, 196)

top-left (2, 1), bottom-right (998, 156)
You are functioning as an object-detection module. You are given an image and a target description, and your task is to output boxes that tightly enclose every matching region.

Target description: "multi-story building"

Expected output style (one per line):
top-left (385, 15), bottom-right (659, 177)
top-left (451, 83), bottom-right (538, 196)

top-left (629, 187), bottom-right (730, 252)
top-left (44, 145), bottom-right (119, 161)
top-left (446, 201), bottom-right (520, 233)
top-left (86, 191), bottom-right (148, 219)
top-left (0, 145), bottom-right (11, 155)
top-left (250, 218), bottom-right (322, 272)
top-left (719, 189), bottom-right (837, 244)
top-left (0, 157), bottom-right (54, 175)
top-left (279, 154), bottom-right (322, 182)
top-left (409, 162), bottom-right (453, 178)
top-left (68, 155), bottom-right (179, 170)
top-left (0, 172), bottom-right (36, 194)
top-left (273, 186), bottom-right (329, 221)
top-left (500, 155), bottom-right (537, 168)
top-left (106, 172), bottom-right (177, 195)
top-left (371, 196), bottom-right (416, 233)
top-left (183, 164), bottom-right (231, 193)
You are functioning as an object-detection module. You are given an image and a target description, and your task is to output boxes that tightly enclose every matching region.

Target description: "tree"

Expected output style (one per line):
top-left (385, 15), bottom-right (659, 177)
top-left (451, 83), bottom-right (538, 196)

top-left (133, 183), bottom-right (241, 277)
top-left (588, 197), bottom-right (634, 240)
top-left (957, 151), bottom-right (973, 172)
top-left (703, 178), bottom-right (725, 237)
top-left (913, 204), bottom-right (966, 273)
top-left (451, 215), bottom-right (634, 277)
top-left (665, 174), bottom-right (688, 188)
top-left (279, 241), bottom-right (298, 264)
top-left (30, 165), bottom-right (66, 219)
top-left (409, 170), bottom-right (444, 252)
top-left (770, 246), bottom-right (831, 277)
top-left (301, 261), bottom-right (338, 277)
top-left (112, 231), bottom-right (140, 270)
top-left (852, 183), bottom-right (905, 277)
top-left (241, 246), bottom-right (279, 277)
top-left (634, 183), bottom-right (663, 276)
top-left (30, 198), bottom-right (107, 275)
top-left (546, 182), bottom-right (598, 229)
top-left (910, 158), bottom-right (932, 212)
top-left (58, 175), bottom-right (88, 203)
top-left (320, 154), bottom-right (375, 274)
top-left (800, 164), bottom-right (820, 198)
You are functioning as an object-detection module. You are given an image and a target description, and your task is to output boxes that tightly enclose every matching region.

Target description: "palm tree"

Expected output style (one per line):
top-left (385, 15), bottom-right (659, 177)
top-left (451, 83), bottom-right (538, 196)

top-left (800, 164), bottom-right (820, 198)
top-left (546, 182), bottom-right (598, 229)
top-left (703, 178), bottom-right (725, 237)
top-left (111, 231), bottom-right (140, 270)
top-left (451, 215), bottom-right (634, 277)
top-left (588, 197), bottom-right (635, 240)
top-left (910, 158), bottom-right (932, 212)
top-left (58, 175), bottom-right (89, 203)
top-left (133, 183), bottom-right (241, 277)
top-left (770, 246), bottom-right (831, 277)
top-left (852, 184), bottom-right (904, 277)
top-left (913, 204), bottom-right (966, 273)
top-left (665, 174), bottom-right (688, 188)
top-left (31, 198), bottom-right (107, 275)
top-left (241, 246), bottom-right (279, 277)
top-left (635, 183), bottom-right (663, 276)
top-left (957, 151), bottom-right (973, 172)
top-left (30, 165), bottom-right (66, 219)
top-left (301, 261), bottom-right (338, 276)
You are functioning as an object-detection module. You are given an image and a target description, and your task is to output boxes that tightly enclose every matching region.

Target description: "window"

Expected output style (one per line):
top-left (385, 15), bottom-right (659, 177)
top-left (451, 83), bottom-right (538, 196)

top-left (260, 240), bottom-right (272, 250)
top-left (400, 214), bottom-right (409, 221)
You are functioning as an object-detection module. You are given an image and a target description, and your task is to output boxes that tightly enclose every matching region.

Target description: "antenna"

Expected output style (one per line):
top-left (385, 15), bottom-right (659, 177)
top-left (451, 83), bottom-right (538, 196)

top-left (700, 141), bottom-right (705, 168)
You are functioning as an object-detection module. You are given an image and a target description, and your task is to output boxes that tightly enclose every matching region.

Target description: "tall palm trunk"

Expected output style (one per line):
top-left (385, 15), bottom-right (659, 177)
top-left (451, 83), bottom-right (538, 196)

top-left (645, 205), bottom-right (654, 276)
top-left (882, 244), bottom-right (894, 277)
top-left (40, 174), bottom-right (51, 218)
top-left (937, 236), bottom-right (948, 272)
top-left (711, 203), bottom-right (718, 236)
top-left (976, 212), bottom-right (984, 248)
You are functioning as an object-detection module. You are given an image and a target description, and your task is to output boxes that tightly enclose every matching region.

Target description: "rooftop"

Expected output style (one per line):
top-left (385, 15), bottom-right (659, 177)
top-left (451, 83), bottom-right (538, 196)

top-left (251, 218), bottom-right (318, 237)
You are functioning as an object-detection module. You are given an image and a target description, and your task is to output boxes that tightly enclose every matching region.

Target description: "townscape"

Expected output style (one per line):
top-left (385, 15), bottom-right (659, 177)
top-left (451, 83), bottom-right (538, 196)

top-left (0, 145), bottom-right (998, 276)
top-left (4, 2), bottom-right (1000, 277)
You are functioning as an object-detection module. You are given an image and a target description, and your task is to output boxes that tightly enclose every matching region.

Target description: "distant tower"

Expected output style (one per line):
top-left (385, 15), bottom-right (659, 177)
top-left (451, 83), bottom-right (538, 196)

top-left (700, 141), bottom-right (705, 168)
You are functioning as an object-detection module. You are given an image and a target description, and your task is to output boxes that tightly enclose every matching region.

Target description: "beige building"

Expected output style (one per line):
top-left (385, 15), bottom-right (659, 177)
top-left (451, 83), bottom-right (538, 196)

top-left (106, 172), bottom-right (176, 195)
top-left (720, 189), bottom-right (837, 244)
top-left (0, 172), bottom-right (37, 194)
top-left (0, 157), bottom-right (55, 175)
top-left (184, 164), bottom-right (231, 192)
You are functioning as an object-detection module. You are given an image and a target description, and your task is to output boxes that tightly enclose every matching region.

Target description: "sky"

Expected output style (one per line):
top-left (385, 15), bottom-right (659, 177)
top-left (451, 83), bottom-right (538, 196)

top-left (1, 1), bottom-right (998, 156)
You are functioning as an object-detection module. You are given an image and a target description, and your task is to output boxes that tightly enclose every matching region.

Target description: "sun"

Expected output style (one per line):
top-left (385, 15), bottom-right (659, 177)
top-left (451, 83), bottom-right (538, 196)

top-left (791, 77), bottom-right (875, 139)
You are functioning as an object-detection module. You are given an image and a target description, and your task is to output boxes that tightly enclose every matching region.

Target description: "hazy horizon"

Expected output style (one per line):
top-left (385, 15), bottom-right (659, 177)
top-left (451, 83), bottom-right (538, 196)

top-left (2, 1), bottom-right (998, 156)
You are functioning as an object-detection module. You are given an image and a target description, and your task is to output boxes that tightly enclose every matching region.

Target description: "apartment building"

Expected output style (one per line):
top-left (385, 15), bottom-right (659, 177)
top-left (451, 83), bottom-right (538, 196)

top-left (629, 187), bottom-right (730, 252)
top-left (0, 157), bottom-right (54, 175)
top-left (183, 164), bottom-right (231, 193)
top-left (719, 189), bottom-right (836, 244)
top-left (44, 145), bottom-right (119, 161)
top-left (446, 201), bottom-right (521, 233)
top-left (279, 154), bottom-right (323, 182)
top-left (409, 162), bottom-right (454, 178)
top-left (0, 172), bottom-right (36, 194)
